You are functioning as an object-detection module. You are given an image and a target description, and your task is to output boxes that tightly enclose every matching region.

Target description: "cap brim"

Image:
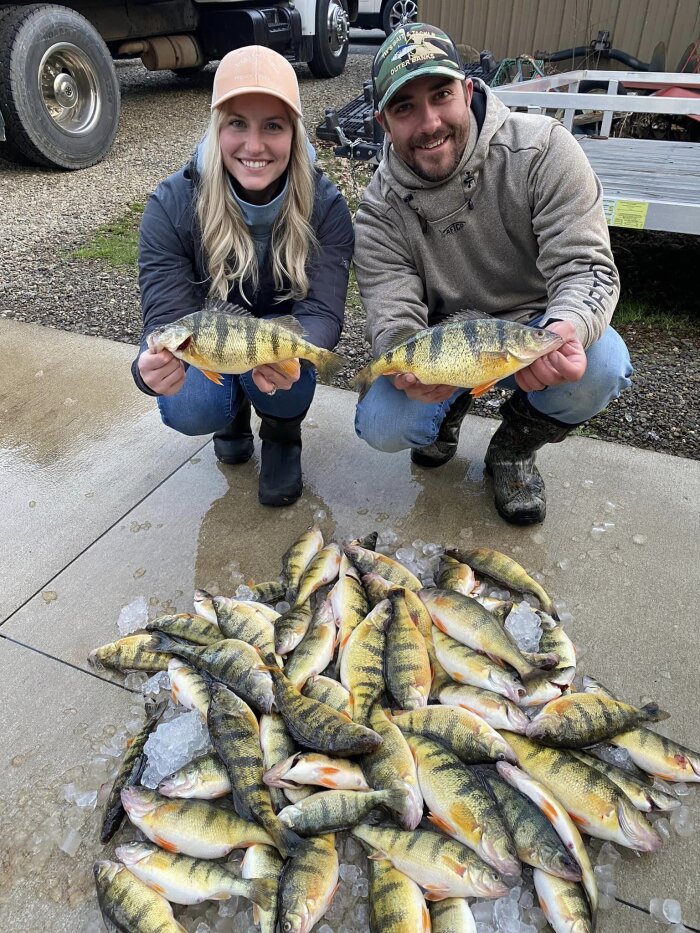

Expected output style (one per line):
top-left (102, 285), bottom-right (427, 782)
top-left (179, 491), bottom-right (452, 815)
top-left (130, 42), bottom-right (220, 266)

top-left (212, 86), bottom-right (302, 119)
top-left (378, 65), bottom-right (465, 113)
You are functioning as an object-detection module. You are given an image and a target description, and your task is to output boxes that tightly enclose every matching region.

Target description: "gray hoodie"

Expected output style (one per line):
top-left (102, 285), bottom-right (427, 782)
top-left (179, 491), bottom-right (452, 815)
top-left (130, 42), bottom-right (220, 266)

top-left (354, 80), bottom-right (619, 355)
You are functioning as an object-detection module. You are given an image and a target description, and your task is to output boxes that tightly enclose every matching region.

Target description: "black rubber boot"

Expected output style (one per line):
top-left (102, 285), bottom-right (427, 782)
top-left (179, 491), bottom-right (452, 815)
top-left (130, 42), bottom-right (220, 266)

top-left (213, 396), bottom-right (254, 465)
top-left (411, 392), bottom-right (474, 468)
top-left (484, 392), bottom-right (575, 525)
top-left (257, 411), bottom-right (305, 507)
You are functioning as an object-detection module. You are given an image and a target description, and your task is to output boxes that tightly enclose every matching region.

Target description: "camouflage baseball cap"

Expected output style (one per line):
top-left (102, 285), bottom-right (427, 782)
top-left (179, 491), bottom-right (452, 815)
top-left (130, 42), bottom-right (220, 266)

top-left (372, 22), bottom-right (465, 113)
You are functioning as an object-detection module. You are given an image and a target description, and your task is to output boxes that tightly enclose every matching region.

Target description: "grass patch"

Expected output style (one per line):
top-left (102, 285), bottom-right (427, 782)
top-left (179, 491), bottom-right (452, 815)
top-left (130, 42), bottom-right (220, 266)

top-left (613, 298), bottom-right (698, 332)
top-left (71, 202), bottom-right (145, 267)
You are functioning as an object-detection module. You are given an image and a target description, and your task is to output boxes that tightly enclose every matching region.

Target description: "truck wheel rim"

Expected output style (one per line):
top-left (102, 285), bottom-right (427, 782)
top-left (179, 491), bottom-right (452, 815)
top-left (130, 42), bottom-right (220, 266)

top-left (389, 0), bottom-right (418, 31)
top-left (324, 0), bottom-right (349, 57)
top-left (38, 42), bottom-right (102, 136)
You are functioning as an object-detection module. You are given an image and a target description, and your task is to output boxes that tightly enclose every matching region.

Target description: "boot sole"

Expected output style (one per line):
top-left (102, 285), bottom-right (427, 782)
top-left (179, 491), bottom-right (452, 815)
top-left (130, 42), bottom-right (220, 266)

top-left (484, 462), bottom-right (546, 525)
top-left (258, 490), bottom-right (302, 508)
top-left (410, 449), bottom-right (457, 469)
top-left (214, 439), bottom-right (254, 465)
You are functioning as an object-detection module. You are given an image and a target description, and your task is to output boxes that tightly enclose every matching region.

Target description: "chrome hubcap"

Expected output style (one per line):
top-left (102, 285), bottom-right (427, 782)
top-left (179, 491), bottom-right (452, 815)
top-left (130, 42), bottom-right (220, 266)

top-left (389, 0), bottom-right (418, 31)
top-left (39, 42), bottom-right (101, 135)
top-left (326, 0), bottom-right (349, 57)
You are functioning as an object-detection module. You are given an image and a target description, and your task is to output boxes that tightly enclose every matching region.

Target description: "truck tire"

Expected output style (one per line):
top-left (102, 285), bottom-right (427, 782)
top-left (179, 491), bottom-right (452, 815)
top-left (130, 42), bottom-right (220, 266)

top-left (0, 4), bottom-right (120, 169)
top-left (308, 0), bottom-right (349, 79)
top-left (381, 0), bottom-right (417, 36)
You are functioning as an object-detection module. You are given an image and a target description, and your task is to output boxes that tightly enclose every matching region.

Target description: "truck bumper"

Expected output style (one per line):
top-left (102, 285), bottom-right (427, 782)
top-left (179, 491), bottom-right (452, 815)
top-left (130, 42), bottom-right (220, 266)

top-left (198, 6), bottom-right (302, 60)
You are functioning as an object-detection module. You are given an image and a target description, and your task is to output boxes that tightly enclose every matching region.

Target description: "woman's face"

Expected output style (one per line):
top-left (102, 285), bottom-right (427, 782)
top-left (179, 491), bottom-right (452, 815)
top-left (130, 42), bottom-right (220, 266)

top-left (219, 93), bottom-right (294, 205)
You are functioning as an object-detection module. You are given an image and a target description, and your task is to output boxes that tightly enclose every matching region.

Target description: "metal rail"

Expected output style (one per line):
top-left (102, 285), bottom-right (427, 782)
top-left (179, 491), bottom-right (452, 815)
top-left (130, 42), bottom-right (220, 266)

top-left (492, 70), bottom-right (700, 235)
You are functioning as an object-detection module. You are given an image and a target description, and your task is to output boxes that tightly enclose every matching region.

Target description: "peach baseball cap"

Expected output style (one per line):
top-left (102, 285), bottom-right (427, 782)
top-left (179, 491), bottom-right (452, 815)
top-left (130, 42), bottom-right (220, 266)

top-left (211, 45), bottom-right (303, 117)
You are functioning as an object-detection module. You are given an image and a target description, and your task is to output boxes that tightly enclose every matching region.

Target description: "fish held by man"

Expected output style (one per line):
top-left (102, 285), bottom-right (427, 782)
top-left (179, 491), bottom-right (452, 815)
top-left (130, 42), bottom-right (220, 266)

top-left (353, 314), bottom-right (564, 401)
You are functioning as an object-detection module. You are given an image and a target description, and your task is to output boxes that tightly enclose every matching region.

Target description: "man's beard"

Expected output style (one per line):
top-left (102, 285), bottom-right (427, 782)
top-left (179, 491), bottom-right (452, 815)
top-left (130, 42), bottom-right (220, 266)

top-left (407, 122), bottom-right (469, 182)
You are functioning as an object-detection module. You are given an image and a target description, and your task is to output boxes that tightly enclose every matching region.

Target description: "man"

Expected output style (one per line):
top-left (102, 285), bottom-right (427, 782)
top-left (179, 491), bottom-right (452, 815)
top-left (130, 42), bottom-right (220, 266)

top-left (354, 23), bottom-right (632, 524)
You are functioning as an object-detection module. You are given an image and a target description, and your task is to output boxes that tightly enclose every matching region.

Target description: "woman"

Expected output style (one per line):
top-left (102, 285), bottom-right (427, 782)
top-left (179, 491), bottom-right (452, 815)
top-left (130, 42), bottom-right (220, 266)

top-left (133, 45), bottom-right (353, 506)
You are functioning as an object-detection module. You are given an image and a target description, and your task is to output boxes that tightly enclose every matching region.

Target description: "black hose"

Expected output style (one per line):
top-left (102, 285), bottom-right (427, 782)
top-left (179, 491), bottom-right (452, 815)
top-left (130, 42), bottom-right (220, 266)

top-left (539, 47), bottom-right (649, 70)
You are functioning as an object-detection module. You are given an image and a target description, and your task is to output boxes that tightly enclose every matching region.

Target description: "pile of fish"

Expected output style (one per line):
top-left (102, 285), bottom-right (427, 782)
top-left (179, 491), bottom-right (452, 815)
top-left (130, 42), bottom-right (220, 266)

top-left (88, 527), bottom-right (699, 933)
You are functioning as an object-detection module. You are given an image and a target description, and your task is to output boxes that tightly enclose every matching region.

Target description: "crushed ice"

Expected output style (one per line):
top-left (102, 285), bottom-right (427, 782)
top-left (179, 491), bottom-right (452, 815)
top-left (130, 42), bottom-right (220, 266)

top-left (116, 596), bottom-right (149, 636)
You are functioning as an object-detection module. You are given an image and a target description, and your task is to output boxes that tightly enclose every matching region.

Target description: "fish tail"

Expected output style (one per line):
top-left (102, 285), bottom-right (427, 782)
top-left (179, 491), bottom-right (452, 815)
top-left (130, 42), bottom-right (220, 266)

top-left (146, 632), bottom-right (175, 653)
top-left (353, 363), bottom-right (375, 401)
top-left (270, 818), bottom-right (304, 857)
top-left (246, 877), bottom-right (276, 912)
top-left (313, 349), bottom-right (348, 378)
top-left (640, 703), bottom-right (670, 723)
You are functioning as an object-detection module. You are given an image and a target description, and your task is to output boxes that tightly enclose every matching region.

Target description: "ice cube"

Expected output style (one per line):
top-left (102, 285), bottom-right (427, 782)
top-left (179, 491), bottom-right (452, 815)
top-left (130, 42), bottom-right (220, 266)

top-left (649, 897), bottom-right (665, 922)
top-left (471, 900), bottom-right (495, 924)
top-left (275, 601), bottom-right (291, 614)
top-left (519, 891), bottom-right (534, 910)
top-left (235, 585), bottom-right (255, 600)
top-left (504, 602), bottom-right (542, 654)
top-left (594, 864), bottom-right (615, 885)
top-left (655, 818), bottom-right (671, 841)
top-left (59, 828), bottom-right (82, 857)
top-left (117, 596), bottom-right (149, 635)
top-left (422, 543), bottom-right (443, 557)
top-left (317, 926), bottom-right (334, 933)
top-left (494, 895), bottom-right (520, 932)
top-left (352, 878), bottom-right (368, 898)
top-left (142, 670), bottom-right (171, 696)
top-left (670, 805), bottom-right (695, 837)
top-left (598, 892), bottom-right (615, 911)
top-left (662, 900), bottom-right (682, 924)
top-left (339, 863), bottom-right (360, 883)
top-left (596, 842), bottom-right (621, 866)
top-left (632, 534), bottom-right (647, 545)
top-left (124, 671), bottom-right (149, 691)
top-left (673, 783), bottom-right (693, 798)
top-left (396, 547), bottom-right (416, 564)
top-left (141, 710), bottom-right (210, 789)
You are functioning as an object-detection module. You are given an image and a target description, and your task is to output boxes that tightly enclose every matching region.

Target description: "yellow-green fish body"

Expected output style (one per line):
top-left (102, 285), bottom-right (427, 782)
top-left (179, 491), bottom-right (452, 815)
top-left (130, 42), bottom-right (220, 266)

top-left (330, 564), bottom-right (370, 661)
top-left (264, 751), bottom-right (370, 791)
top-left (212, 596), bottom-right (279, 663)
top-left (433, 629), bottom-right (525, 703)
top-left (570, 750), bottom-right (680, 812)
top-left (385, 588), bottom-right (432, 710)
top-left (146, 612), bottom-right (221, 646)
top-left (207, 682), bottom-right (302, 857)
top-left (241, 844), bottom-right (284, 933)
top-left (429, 897), bottom-right (476, 932)
top-left (275, 597), bottom-right (315, 656)
top-left (88, 634), bottom-right (172, 673)
top-left (447, 547), bottom-right (555, 616)
top-left (438, 682), bottom-right (529, 733)
top-left (302, 675), bottom-right (352, 717)
top-left (259, 712), bottom-right (313, 809)
top-left (115, 842), bottom-right (275, 908)
top-left (278, 833), bottom-right (339, 933)
top-left (340, 599), bottom-right (389, 724)
top-left (120, 788), bottom-right (274, 858)
top-left (393, 705), bottom-right (516, 765)
top-left (158, 752), bottom-right (231, 800)
top-left (359, 704), bottom-right (423, 830)
top-left (526, 693), bottom-right (669, 748)
top-left (345, 545), bottom-right (422, 590)
top-left (94, 860), bottom-right (186, 932)
top-left (147, 299), bottom-right (346, 382)
top-left (502, 732), bottom-right (661, 851)
top-left (278, 786), bottom-right (407, 835)
top-left (354, 317), bottom-right (563, 400)
top-left (284, 598), bottom-right (336, 688)
top-left (533, 870), bottom-right (593, 933)
top-left (369, 858), bottom-right (431, 933)
top-left (168, 659), bottom-right (210, 717)
top-left (283, 524), bottom-right (324, 604)
top-left (352, 824), bottom-right (508, 900)
top-left (293, 543), bottom-right (342, 608)
top-left (249, 579), bottom-right (286, 603)
top-left (436, 555), bottom-right (477, 595)
top-left (406, 733), bottom-right (520, 876)
top-left (420, 588), bottom-right (542, 681)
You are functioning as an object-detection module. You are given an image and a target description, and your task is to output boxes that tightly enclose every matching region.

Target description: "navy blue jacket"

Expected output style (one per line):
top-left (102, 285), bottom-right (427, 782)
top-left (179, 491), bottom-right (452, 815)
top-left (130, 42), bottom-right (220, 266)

top-left (132, 157), bottom-right (354, 395)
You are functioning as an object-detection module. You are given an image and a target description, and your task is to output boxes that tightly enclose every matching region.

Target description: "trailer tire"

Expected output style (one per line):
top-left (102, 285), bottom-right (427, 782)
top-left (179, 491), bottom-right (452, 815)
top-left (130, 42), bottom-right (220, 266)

top-left (0, 4), bottom-right (120, 169)
top-left (308, 0), bottom-right (349, 78)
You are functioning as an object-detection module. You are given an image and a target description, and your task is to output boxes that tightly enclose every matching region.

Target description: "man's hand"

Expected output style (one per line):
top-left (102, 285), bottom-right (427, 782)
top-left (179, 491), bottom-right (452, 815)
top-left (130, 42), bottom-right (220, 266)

top-left (393, 373), bottom-right (456, 403)
top-left (252, 360), bottom-right (301, 394)
top-left (138, 348), bottom-right (186, 396)
top-left (515, 320), bottom-right (587, 393)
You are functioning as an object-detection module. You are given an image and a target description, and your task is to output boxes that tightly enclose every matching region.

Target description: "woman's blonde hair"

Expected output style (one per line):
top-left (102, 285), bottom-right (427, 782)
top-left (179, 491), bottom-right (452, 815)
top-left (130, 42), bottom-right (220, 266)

top-left (197, 105), bottom-right (318, 302)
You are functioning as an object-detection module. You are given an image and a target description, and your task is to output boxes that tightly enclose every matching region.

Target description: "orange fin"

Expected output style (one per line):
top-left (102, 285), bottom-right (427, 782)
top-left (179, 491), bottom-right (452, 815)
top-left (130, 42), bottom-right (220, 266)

top-left (470, 379), bottom-right (498, 398)
top-left (428, 812), bottom-right (454, 835)
top-left (319, 766), bottom-right (341, 775)
top-left (275, 358), bottom-right (301, 379)
top-left (202, 369), bottom-right (224, 385)
top-left (153, 835), bottom-right (179, 853)
top-left (422, 883), bottom-right (451, 901)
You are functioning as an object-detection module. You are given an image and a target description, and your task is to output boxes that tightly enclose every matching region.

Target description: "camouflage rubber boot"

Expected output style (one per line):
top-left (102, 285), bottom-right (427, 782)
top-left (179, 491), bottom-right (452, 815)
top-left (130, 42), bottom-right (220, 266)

top-left (484, 392), bottom-right (574, 525)
top-left (411, 392), bottom-right (474, 468)
top-left (213, 395), bottom-right (254, 465)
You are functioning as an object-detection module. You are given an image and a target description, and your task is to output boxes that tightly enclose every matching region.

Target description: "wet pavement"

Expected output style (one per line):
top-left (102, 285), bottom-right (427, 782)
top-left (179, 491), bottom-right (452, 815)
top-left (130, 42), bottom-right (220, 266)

top-left (1, 319), bottom-right (698, 931)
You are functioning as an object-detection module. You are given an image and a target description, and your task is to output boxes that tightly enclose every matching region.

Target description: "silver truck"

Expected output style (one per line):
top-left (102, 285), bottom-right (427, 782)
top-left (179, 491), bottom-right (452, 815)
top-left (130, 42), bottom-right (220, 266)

top-left (0, 0), bottom-right (357, 169)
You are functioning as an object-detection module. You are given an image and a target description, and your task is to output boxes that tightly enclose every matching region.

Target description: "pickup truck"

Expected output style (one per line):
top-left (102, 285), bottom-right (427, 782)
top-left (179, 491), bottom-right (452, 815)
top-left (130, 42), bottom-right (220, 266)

top-left (0, 0), bottom-right (357, 169)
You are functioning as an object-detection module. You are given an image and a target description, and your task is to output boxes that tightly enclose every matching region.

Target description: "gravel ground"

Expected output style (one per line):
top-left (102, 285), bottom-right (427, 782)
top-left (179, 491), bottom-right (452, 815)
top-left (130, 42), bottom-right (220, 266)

top-left (0, 55), bottom-right (698, 461)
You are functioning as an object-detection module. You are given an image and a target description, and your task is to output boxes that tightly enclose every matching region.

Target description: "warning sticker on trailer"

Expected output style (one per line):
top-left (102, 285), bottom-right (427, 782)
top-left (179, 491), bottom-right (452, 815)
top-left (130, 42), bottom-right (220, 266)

top-left (603, 198), bottom-right (649, 229)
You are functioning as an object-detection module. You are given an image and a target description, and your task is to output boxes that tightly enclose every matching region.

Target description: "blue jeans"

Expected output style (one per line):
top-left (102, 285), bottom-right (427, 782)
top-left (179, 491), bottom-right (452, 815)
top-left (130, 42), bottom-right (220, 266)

top-left (158, 366), bottom-right (317, 435)
top-left (355, 324), bottom-right (633, 453)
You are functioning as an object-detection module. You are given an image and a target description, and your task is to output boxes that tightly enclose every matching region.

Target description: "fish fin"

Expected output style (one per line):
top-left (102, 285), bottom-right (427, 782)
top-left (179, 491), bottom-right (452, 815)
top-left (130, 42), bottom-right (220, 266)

top-left (270, 315), bottom-right (307, 338)
top-left (202, 369), bottom-right (224, 386)
top-left (153, 835), bottom-right (179, 853)
top-left (319, 766), bottom-right (341, 775)
top-left (570, 814), bottom-right (589, 828)
top-left (447, 307), bottom-right (493, 322)
top-left (383, 325), bottom-right (425, 348)
top-left (210, 891), bottom-right (231, 901)
top-left (422, 883), bottom-right (451, 901)
top-left (329, 882), bottom-right (340, 905)
top-left (640, 703), bottom-right (670, 723)
top-left (313, 349), bottom-right (348, 378)
top-left (203, 297), bottom-right (251, 318)
top-left (422, 905), bottom-right (431, 931)
top-left (353, 364), bottom-right (375, 401)
top-left (251, 905), bottom-right (260, 925)
top-left (427, 812), bottom-right (454, 835)
top-left (470, 379), bottom-right (499, 398)
top-left (442, 856), bottom-right (467, 878)
top-left (146, 882), bottom-right (167, 895)
top-left (273, 358), bottom-right (303, 379)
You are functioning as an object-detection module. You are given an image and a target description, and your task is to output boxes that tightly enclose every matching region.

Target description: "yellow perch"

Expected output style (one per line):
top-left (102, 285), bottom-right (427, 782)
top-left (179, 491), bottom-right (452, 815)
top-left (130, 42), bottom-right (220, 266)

top-left (369, 858), bottom-right (431, 932)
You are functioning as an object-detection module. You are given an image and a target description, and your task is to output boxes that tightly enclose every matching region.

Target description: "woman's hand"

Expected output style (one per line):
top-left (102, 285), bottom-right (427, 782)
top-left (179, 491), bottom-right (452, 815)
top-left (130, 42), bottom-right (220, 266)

top-left (138, 348), bottom-right (186, 395)
top-left (393, 373), bottom-right (456, 403)
top-left (252, 360), bottom-right (301, 394)
top-left (515, 321), bottom-right (587, 393)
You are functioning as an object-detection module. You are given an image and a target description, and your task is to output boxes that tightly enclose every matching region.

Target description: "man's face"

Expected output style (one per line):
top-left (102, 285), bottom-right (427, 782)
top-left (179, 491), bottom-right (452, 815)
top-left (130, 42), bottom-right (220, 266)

top-left (378, 75), bottom-right (473, 182)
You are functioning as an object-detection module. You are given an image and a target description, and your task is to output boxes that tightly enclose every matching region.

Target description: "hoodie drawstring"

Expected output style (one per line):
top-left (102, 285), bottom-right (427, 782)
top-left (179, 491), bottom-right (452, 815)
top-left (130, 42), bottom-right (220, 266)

top-left (463, 172), bottom-right (475, 211)
top-left (403, 193), bottom-right (428, 234)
